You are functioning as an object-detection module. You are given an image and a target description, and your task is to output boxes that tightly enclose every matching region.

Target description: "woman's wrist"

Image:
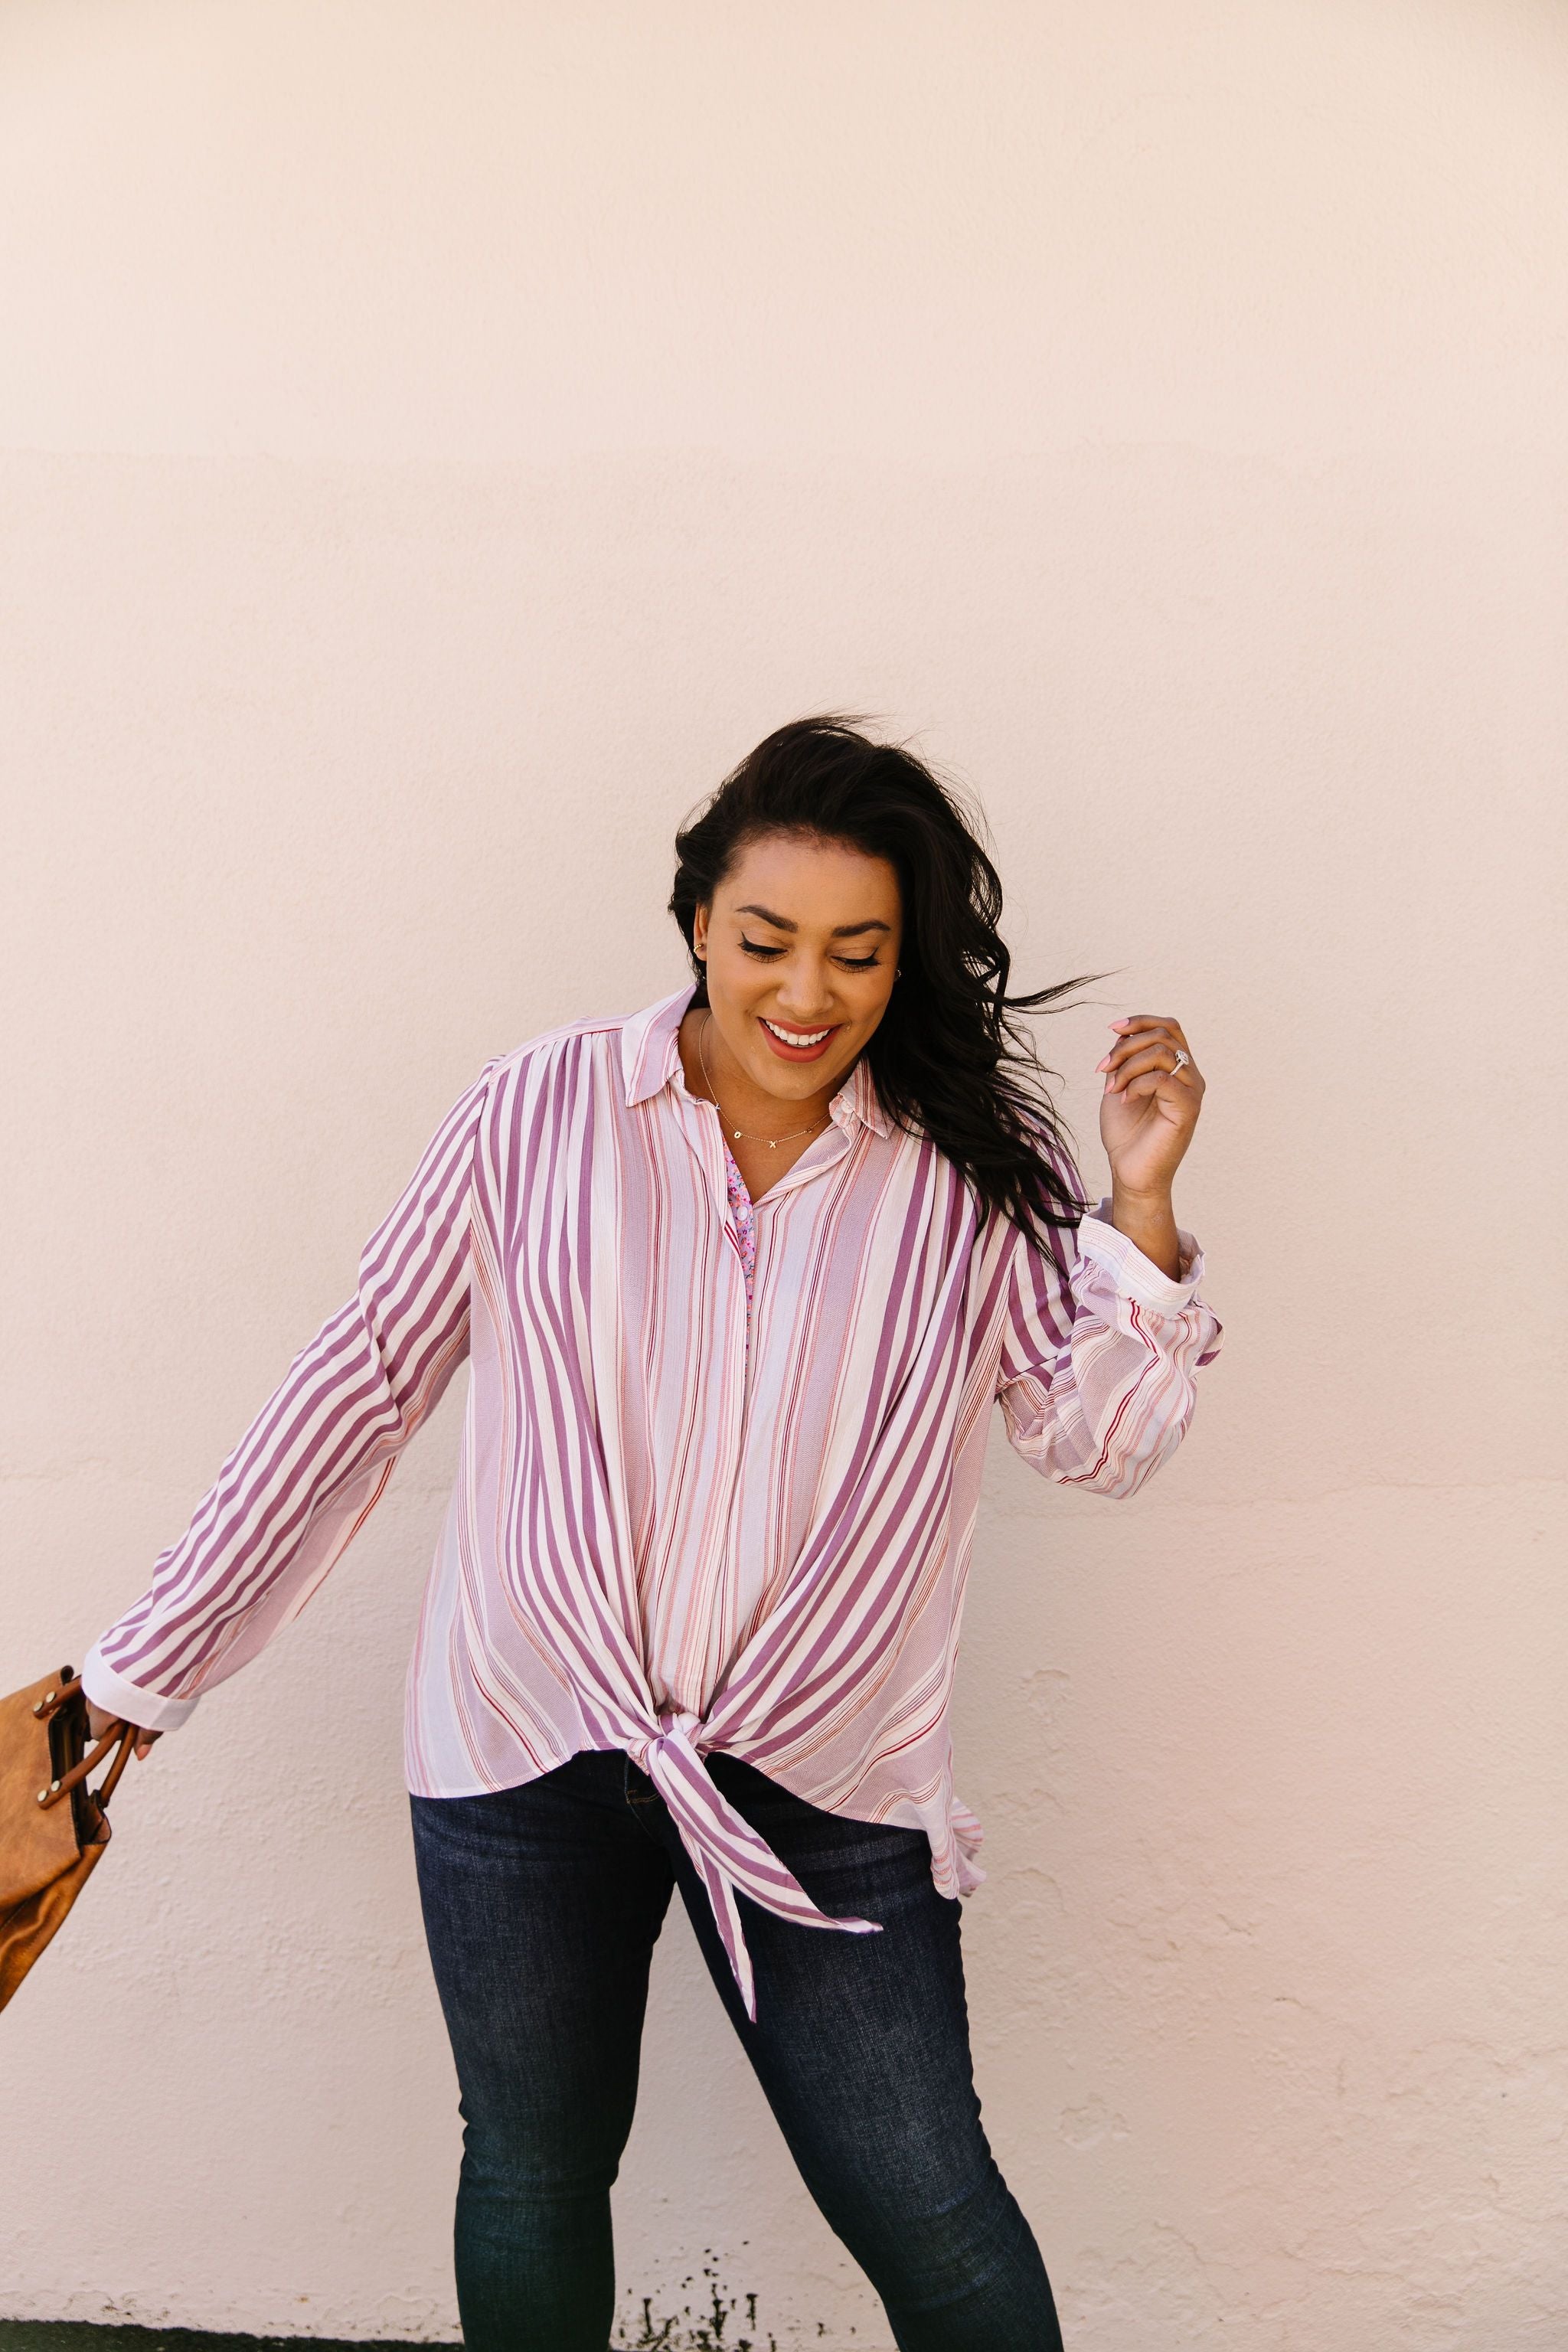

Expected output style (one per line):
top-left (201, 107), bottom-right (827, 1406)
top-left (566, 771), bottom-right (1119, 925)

top-left (1107, 1181), bottom-right (1182, 1282)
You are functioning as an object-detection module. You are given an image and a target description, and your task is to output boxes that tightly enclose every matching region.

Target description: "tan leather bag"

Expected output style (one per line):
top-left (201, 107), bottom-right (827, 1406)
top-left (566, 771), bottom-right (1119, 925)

top-left (0, 1666), bottom-right (137, 2012)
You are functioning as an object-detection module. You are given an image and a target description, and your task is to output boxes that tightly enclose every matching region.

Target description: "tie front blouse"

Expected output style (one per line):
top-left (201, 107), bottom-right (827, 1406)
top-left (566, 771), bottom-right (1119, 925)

top-left (83, 981), bottom-right (1223, 2017)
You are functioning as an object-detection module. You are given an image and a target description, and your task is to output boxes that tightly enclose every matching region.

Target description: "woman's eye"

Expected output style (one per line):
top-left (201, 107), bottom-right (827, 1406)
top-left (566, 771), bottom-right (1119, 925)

top-left (737, 937), bottom-right (881, 972)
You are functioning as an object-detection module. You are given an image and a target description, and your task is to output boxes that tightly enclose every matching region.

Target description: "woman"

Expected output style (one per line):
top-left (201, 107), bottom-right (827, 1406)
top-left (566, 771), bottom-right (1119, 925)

top-left (83, 716), bottom-right (1221, 2350)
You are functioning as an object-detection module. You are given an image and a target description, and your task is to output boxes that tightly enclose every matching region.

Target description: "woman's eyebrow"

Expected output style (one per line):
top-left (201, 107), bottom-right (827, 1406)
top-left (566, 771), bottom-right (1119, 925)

top-left (734, 903), bottom-right (893, 938)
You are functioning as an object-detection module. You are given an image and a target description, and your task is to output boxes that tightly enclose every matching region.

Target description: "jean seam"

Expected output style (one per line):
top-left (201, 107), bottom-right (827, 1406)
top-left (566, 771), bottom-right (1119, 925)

top-left (620, 1753), bottom-right (666, 1844)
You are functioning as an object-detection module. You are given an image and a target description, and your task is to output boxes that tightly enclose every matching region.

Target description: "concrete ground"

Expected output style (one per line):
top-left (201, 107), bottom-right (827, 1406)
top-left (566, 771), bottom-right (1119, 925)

top-left (0, 2333), bottom-right (434, 2351)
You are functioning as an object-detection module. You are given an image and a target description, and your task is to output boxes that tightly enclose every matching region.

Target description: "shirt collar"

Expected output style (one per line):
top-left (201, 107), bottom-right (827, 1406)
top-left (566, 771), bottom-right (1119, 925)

top-left (620, 981), bottom-right (892, 1140)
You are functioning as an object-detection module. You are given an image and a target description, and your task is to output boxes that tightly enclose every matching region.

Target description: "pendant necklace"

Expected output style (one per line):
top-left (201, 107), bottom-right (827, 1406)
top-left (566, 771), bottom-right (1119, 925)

top-left (697, 1013), bottom-right (830, 1149)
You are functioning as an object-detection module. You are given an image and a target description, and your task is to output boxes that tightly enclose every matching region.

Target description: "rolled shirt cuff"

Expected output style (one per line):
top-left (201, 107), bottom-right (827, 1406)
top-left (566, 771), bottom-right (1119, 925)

top-left (80, 1644), bottom-right (201, 1733)
top-left (1076, 1197), bottom-right (1207, 1313)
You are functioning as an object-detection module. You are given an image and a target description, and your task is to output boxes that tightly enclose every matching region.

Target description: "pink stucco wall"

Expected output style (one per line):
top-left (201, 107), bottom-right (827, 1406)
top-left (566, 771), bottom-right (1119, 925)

top-left (2, 5), bottom-right (1563, 2345)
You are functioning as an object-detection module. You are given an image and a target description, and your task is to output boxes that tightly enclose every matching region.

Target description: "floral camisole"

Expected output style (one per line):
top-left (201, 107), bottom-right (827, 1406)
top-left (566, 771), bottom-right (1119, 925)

top-left (721, 1139), bottom-right (758, 1328)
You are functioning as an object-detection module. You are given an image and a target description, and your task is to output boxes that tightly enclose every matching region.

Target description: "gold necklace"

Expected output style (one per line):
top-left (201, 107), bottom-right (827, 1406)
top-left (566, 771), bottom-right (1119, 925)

top-left (697, 1012), bottom-right (831, 1148)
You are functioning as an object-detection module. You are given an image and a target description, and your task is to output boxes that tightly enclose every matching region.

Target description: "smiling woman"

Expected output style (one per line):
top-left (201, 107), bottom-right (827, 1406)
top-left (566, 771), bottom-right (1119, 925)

top-left (679, 831), bottom-right (901, 1197)
top-left (80, 713), bottom-right (1220, 2352)
top-left (668, 714), bottom-right (1096, 1242)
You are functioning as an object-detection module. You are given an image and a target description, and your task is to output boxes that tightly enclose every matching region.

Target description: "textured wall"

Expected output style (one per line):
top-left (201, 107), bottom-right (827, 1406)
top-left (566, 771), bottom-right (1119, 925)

top-left (2, 6), bottom-right (1564, 2347)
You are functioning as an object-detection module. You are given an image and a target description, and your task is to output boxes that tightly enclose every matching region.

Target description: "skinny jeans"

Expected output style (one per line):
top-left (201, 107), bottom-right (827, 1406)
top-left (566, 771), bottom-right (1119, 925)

top-left (410, 1746), bottom-right (1063, 2351)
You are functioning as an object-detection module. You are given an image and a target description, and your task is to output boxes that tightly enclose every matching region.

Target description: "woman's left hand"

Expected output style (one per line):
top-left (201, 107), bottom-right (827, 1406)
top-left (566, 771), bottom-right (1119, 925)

top-left (87, 1698), bottom-right (161, 1760)
top-left (1096, 1013), bottom-right (1205, 1200)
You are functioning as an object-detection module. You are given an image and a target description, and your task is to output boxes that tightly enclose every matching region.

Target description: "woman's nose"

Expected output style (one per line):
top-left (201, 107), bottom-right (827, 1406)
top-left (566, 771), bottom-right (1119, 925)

top-left (771, 979), bottom-right (836, 1021)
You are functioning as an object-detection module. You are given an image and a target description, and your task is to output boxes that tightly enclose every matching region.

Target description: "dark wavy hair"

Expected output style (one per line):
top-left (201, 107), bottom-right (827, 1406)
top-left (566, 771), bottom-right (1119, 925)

top-left (668, 714), bottom-right (1094, 1240)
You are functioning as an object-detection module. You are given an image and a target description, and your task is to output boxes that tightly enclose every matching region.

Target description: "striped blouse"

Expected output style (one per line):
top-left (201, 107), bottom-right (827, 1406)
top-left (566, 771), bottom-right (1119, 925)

top-left (83, 981), bottom-right (1223, 2017)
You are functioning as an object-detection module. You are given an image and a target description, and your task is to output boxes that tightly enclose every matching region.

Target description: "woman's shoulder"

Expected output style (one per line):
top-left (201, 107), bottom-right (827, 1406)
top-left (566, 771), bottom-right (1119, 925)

top-left (485, 1005), bottom-right (632, 1080)
top-left (481, 983), bottom-right (691, 1103)
top-left (469, 1004), bottom-right (658, 1135)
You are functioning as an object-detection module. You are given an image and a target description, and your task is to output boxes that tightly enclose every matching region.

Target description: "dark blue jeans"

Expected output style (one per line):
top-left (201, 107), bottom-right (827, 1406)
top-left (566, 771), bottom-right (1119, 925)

top-left (410, 1747), bottom-right (1063, 2351)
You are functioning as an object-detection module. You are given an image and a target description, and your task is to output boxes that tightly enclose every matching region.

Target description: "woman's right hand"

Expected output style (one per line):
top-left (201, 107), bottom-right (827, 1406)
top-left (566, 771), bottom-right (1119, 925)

top-left (86, 1697), bottom-right (162, 1761)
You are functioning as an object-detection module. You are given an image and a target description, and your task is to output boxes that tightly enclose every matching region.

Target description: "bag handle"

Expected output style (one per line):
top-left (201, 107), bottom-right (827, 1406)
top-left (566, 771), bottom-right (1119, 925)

top-left (32, 1671), bottom-right (139, 1816)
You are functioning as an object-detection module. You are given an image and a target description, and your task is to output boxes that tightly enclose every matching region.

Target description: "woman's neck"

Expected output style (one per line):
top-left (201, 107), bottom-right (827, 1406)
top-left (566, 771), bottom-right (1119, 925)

top-left (677, 1006), bottom-right (838, 1197)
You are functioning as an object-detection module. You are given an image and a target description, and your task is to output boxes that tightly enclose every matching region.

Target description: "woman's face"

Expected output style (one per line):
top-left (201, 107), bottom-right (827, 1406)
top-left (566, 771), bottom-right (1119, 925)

top-left (693, 832), bottom-right (903, 1105)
